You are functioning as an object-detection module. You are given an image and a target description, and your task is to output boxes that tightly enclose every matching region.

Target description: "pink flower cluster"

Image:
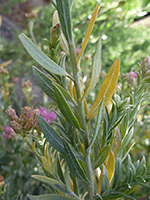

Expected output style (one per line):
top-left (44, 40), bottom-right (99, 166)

top-left (127, 71), bottom-right (137, 86)
top-left (38, 106), bottom-right (56, 124)
top-left (6, 106), bottom-right (56, 134)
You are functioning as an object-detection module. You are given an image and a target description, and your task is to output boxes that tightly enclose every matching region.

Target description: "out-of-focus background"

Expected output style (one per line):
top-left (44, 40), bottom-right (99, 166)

top-left (0, 0), bottom-right (150, 199)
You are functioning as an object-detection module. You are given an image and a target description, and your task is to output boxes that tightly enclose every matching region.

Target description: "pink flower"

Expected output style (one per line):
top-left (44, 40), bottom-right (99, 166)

top-left (127, 71), bottom-right (137, 86)
top-left (4, 126), bottom-right (16, 140)
top-left (38, 106), bottom-right (56, 124)
top-left (4, 126), bottom-right (14, 134)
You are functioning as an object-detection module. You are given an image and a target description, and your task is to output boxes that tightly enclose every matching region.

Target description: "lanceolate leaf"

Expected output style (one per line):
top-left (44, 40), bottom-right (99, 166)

top-left (31, 175), bottom-right (63, 188)
top-left (63, 140), bottom-right (89, 183)
top-left (87, 97), bottom-right (104, 152)
top-left (93, 145), bottom-right (111, 170)
top-left (32, 66), bottom-right (56, 102)
top-left (53, 82), bottom-right (78, 107)
top-left (19, 33), bottom-right (70, 77)
top-left (37, 115), bottom-right (64, 154)
top-left (27, 194), bottom-right (74, 200)
top-left (104, 151), bottom-right (115, 184)
top-left (53, 84), bottom-right (80, 129)
top-left (89, 58), bottom-right (120, 120)
top-left (77, 4), bottom-right (101, 67)
top-left (117, 128), bottom-right (134, 155)
top-left (56, 0), bottom-right (72, 44)
top-left (81, 37), bottom-right (102, 101)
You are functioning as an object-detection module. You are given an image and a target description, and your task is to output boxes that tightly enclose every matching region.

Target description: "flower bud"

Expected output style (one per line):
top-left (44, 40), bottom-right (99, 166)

top-left (10, 120), bottom-right (22, 133)
top-left (6, 108), bottom-right (19, 122)
top-left (20, 106), bottom-right (32, 125)
top-left (127, 71), bottom-right (137, 86)
top-left (50, 23), bottom-right (61, 47)
top-left (141, 56), bottom-right (150, 68)
top-left (24, 109), bottom-right (40, 131)
top-left (141, 56), bottom-right (150, 75)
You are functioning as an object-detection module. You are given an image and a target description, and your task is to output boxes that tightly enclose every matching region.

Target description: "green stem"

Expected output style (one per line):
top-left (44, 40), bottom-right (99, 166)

top-left (68, 42), bottom-right (94, 200)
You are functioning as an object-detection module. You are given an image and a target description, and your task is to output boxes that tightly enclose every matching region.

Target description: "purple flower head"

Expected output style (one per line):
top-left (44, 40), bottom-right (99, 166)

top-left (129, 71), bottom-right (137, 79)
top-left (4, 126), bottom-right (16, 140)
top-left (4, 126), bottom-right (14, 134)
top-left (127, 71), bottom-right (137, 86)
top-left (38, 107), bottom-right (56, 124)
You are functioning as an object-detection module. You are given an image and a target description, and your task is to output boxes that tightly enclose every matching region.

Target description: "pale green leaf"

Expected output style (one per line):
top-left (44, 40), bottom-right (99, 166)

top-left (53, 84), bottom-right (80, 129)
top-left (19, 33), bottom-right (70, 77)
top-left (93, 145), bottom-right (110, 170)
top-left (32, 66), bottom-right (55, 102)
top-left (63, 140), bottom-right (89, 183)
top-left (87, 97), bottom-right (104, 152)
top-left (37, 115), bottom-right (64, 154)
top-left (56, 0), bottom-right (72, 44)
top-left (81, 37), bottom-right (101, 101)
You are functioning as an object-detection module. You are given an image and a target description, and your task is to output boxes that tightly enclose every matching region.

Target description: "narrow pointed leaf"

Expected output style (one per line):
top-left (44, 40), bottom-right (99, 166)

top-left (93, 145), bottom-right (111, 169)
top-left (87, 97), bottom-right (104, 152)
top-left (89, 58), bottom-right (120, 120)
top-left (37, 115), bottom-right (64, 154)
top-left (63, 140), bottom-right (89, 183)
top-left (77, 4), bottom-right (101, 66)
top-left (27, 194), bottom-right (74, 200)
top-left (104, 151), bottom-right (115, 184)
top-left (31, 175), bottom-right (62, 187)
top-left (101, 165), bottom-right (109, 193)
top-left (41, 156), bottom-right (51, 173)
top-left (117, 128), bottom-right (134, 155)
top-left (56, 0), bottom-right (72, 44)
top-left (19, 33), bottom-right (70, 77)
top-left (32, 66), bottom-right (56, 101)
top-left (53, 82), bottom-right (78, 107)
top-left (53, 84), bottom-right (80, 129)
top-left (81, 37), bottom-right (101, 100)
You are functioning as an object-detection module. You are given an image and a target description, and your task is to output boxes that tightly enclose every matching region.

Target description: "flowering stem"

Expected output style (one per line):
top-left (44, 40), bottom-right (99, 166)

top-left (68, 42), bottom-right (94, 200)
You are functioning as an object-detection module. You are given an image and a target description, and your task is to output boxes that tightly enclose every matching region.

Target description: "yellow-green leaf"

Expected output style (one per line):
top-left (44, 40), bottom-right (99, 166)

top-left (81, 37), bottom-right (101, 101)
top-left (88, 58), bottom-right (120, 120)
top-left (104, 150), bottom-right (115, 184)
top-left (77, 4), bottom-right (101, 67)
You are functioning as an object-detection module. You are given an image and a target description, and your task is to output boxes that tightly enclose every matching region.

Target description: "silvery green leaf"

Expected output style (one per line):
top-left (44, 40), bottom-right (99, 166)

top-left (19, 33), bottom-right (71, 77)
top-left (53, 84), bottom-right (80, 129)
top-left (112, 158), bottom-right (122, 188)
top-left (37, 115), bottom-right (64, 154)
top-left (32, 66), bottom-right (56, 102)
top-left (81, 37), bottom-right (101, 100)
top-left (93, 145), bottom-right (110, 169)
top-left (87, 97), bottom-right (104, 152)
top-left (63, 140), bottom-right (89, 183)
top-left (56, 0), bottom-right (72, 44)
